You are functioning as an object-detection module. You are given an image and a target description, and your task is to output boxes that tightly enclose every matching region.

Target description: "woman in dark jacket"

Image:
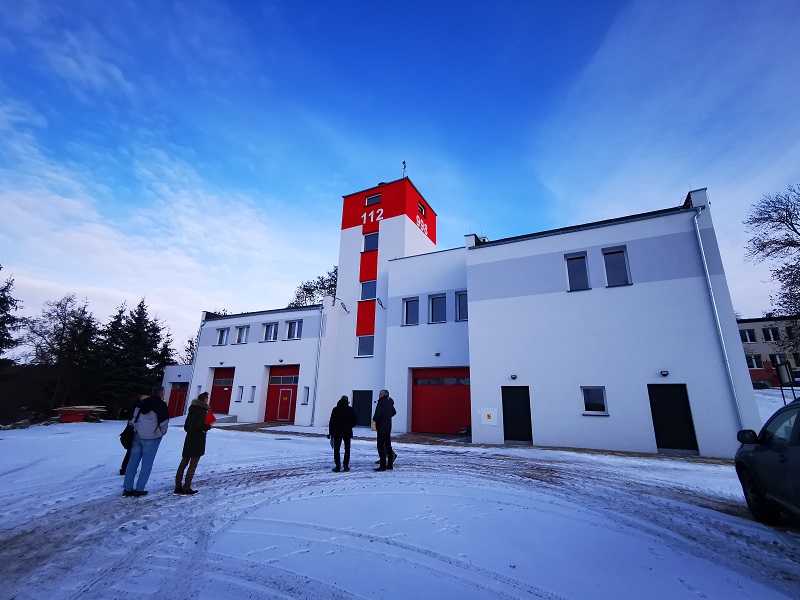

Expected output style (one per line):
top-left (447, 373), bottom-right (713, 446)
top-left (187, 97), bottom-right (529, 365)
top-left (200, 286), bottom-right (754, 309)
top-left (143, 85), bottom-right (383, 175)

top-left (328, 395), bottom-right (358, 472)
top-left (175, 392), bottom-right (212, 494)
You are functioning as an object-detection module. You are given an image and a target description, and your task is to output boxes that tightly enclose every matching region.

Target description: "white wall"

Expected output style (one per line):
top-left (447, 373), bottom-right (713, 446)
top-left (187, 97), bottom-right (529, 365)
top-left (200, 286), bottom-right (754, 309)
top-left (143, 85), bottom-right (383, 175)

top-left (385, 247), bottom-right (470, 432)
top-left (465, 203), bottom-right (758, 458)
top-left (190, 307), bottom-right (323, 423)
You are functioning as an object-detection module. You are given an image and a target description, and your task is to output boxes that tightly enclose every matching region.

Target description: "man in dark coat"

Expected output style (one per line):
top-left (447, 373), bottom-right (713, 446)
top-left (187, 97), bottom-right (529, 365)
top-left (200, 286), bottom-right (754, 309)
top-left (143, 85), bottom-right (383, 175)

top-left (175, 392), bottom-right (212, 494)
top-left (372, 389), bottom-right (396, 471)
top-left (328, 395), bottom-right (358, 472)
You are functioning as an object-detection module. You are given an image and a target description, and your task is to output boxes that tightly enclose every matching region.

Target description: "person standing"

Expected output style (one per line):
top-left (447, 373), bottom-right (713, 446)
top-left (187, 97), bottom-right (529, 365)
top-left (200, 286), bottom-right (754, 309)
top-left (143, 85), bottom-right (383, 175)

top-left (123, 385), bottom-right (169, 497)
top-left (328, 395), bottom-right (358, 472)
top-left (372, 389), bottom-right (396, 472)
top-left (175, 392), bottom-right (212, 494)
top-left (119, 394), bottom-right (148, 475)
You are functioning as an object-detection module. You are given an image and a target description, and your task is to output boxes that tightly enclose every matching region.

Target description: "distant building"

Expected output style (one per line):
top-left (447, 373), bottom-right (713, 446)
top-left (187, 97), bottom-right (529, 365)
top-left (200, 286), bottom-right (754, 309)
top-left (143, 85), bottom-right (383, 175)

top-left (173, 178), bottom-right (760, 458)
top-left (737, 315), bottom-right (799, 387)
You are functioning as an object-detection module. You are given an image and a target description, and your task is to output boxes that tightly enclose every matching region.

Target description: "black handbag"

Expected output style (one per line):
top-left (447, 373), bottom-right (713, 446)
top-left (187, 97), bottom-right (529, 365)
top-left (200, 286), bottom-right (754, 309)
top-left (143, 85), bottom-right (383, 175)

top-left (119, 424), bottom-right (134, 449)
top-left (119, 408), bottom-right (140, 449)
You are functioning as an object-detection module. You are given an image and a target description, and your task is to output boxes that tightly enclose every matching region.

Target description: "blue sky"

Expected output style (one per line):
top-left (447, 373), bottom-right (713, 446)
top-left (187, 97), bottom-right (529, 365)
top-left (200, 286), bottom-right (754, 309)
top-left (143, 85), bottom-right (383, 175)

top-left (1, 0), bottom-right (799, 351)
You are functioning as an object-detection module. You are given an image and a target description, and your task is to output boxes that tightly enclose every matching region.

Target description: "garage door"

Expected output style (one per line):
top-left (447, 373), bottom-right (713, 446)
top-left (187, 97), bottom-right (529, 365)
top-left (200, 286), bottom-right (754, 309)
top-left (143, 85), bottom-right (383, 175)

top-left (412, 367), bottom-right (471, 434)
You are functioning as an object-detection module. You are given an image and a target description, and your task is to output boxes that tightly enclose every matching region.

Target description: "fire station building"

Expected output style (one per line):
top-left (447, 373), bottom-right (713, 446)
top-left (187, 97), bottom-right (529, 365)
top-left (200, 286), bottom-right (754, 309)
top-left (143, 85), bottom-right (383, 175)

top-left (167, 178), bottom-right (760, 458)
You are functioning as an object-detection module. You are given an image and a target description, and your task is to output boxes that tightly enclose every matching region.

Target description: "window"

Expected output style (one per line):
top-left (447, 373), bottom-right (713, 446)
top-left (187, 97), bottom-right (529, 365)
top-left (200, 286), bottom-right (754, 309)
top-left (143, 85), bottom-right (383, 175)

top-left (740, 329), bottom-right (756, 343)
top-left (760, 407), bottom-right (798, 451)
top-left (262, 322), bottom-right (278, 342)
top-left (418, 201), bottom-right (426, 216)
top-left (287, 320), bottom-right (303, 340)
top-left (235, 386), bottom-right (244, 402)
top-left (364, 232), bottom-right (379, 252)
top-left (794, 353), bottom-right (800, 367)
top-left (269, 375), bottom-right (299, 384)
top-left (456, 291), bottom-right (468, 321)
top-left (582, 387), bottom-right (608, 414)
top-left (566, 252), bottom-right (590, 291)
top-left (357, 335), bottom-right (374, 357)
top-left (235, 325), bottom-right (249, 344)
top-left (403, 297), bottom-right (419, 325)
top-left (215, 328), bottom-right (229, 345)
top-left (366, 193), bottom-right (381, 206)
top-left (769, 354), bottom-right (786, 366)
top-left (787, 326), bottom-right (795, 340)
top-left (603, 246), bottom-right (630, 287)
top-left (361, 280), bottom-right (377, 301)
top-left (746, 354), bottom-right (763, 369)
top-left (249, 386), bottom-right (256, 403)
top-left (212, 377), bottom-right (233, 386)
top-left (763, 327), bottom-right (780, 342)
top-left (429, 294), bottom-right (446, 323)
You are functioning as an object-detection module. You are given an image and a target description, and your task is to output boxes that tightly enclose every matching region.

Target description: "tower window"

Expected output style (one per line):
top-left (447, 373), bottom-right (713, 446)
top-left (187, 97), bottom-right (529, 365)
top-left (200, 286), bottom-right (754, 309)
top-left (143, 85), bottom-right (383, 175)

top-left (364, 232), bottom-right (379, 252)
top-left (366, 194), bottom-right (381, 206)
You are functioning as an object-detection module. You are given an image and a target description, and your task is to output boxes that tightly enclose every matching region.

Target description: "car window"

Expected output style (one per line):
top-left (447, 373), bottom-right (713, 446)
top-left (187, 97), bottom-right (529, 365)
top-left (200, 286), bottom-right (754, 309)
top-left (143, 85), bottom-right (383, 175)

top-left (760, 407), bottom-right (799, 450)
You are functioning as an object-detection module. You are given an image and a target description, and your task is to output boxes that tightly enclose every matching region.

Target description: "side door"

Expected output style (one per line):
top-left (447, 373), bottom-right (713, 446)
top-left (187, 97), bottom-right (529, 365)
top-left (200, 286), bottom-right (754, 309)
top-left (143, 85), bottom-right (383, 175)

top-left (754, 405), bottom-right (799, 511)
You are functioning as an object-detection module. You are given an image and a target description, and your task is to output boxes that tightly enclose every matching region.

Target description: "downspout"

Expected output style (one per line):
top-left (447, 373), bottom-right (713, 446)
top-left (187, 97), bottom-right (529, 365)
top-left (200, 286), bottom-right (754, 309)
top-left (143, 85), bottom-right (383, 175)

top-left (310, 304), bottom-right (324, 426)
top-left (693, 206), bottom-right (744, 429)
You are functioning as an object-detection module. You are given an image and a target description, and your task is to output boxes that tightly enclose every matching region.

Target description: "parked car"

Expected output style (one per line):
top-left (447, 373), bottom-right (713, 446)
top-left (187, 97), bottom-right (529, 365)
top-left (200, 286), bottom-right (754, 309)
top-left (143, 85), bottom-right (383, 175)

top-left (734, 400), bottom-right (800, 523)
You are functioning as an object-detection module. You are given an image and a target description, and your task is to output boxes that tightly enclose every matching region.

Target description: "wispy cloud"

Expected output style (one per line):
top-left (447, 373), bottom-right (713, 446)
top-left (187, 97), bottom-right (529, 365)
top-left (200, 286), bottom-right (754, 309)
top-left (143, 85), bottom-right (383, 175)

top-left (529, 1), bottom-right (800, 315)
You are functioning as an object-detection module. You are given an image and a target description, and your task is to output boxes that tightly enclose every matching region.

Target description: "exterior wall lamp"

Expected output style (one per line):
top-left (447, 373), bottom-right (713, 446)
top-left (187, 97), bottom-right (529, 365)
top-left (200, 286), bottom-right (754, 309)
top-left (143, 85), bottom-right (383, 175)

top-left (511, 374), bottom-right (517, 380)
top-left (660, 370), bottom-right (669, 377)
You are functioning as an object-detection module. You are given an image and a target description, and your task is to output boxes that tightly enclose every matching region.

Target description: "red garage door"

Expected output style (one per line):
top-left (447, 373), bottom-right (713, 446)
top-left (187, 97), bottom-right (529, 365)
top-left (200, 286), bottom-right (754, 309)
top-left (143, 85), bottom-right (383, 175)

top-left (412, 367), bottom-right (471, 434)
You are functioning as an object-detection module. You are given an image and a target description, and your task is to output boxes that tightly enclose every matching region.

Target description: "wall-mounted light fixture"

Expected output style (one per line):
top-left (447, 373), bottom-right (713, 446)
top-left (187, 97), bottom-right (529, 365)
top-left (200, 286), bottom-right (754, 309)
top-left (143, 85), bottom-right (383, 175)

top-left (660, 370), bottom-right (669, 377)
top-left (434, 352), bottom-right (440, 357)
top-left (377, 298), bottom-right (387, 310)
top-left (219, 362), bottom-right (224, 366)
top-left (279, 359), bottom-right (284, 363)
top-left (511, 374), bottom-right (517, 380)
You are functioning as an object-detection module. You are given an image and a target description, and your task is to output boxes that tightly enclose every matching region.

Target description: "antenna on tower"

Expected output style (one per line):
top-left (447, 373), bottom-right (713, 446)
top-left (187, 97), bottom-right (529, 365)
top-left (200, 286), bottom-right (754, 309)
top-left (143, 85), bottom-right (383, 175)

top-left (402, 160), bottom-right (407, 178)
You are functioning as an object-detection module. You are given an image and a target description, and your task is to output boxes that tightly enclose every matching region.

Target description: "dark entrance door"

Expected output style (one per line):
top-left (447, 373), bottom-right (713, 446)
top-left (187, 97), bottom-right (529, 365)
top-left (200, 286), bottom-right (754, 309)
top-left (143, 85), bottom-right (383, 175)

top-left (647, 384), bottom-right (699, 453)
top-left (502, 386), bottom-right (532, 442)
top-left (352, 390), bottom-right (373, 427)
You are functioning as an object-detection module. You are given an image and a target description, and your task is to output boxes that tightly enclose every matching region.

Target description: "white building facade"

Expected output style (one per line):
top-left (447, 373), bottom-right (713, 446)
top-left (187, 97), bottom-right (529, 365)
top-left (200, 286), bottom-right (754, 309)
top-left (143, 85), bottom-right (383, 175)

top-left (179, 178), bottom-right (760, 458)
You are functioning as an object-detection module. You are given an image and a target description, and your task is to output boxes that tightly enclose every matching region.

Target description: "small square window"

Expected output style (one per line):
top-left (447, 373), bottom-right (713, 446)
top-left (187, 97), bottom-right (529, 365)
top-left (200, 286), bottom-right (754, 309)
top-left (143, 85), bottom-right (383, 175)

top-left (746, 354), bottom-right (763, 369)
top-left (429, 294), bottom-right (446, 323)
top-left (566, 252), bottom-right (590, 291)
top-left (366, 194), bottom-right (381, 206)
top-left (603, 246), bottom-right (630, 287)
top-left (357, 335), bottom-right (374, 357)
top-left (215, 328), bottom-right (229, 345)
top-left (364, 232), bottom-right (379, 252)
top-left (456, 291), bottom-right (468, 321)
top-left (404, 297), bottom-right (419, 325)
top-left (582, 387), bottom-right (608, 414)
top-left (287, 320), bottom-right (303, 340)
top-left (739, 329), bottom-right (756, 343)
top-left (235, 325), bottom-right (249, 344)
top-left (361, 280), bottom-right (377, 301)
top-left (263, 322), bottom-right (278, 342)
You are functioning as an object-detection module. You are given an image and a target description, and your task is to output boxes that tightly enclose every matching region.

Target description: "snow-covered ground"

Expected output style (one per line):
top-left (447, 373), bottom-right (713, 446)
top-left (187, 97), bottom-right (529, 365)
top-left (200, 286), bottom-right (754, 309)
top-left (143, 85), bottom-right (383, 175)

top-left (1, 393), bottom-right (798, 599)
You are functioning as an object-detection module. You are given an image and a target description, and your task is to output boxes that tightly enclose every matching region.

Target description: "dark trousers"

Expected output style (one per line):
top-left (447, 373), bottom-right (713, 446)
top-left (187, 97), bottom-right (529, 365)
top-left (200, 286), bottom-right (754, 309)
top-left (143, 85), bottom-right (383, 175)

top-left (377, 432), bottom-right (393, 468)
top-left (120, 446), bottom-right (132, 474)
top-left (333, 436), bottom-right (350, 468)
top-left (175, 456), bottom-right (201, 490)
